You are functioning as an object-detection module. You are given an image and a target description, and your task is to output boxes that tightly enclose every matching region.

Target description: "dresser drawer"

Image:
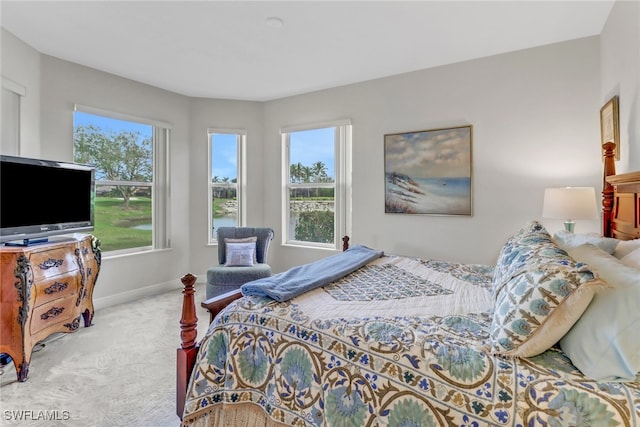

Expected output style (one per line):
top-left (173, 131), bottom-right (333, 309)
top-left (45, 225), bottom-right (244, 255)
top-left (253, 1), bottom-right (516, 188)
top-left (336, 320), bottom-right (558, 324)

top-left (30, 294), bottom-right (77, 334)
top-left (33, 273), bottom-right (78, 307)
top-left (30, 248), bottom-right (79, 281)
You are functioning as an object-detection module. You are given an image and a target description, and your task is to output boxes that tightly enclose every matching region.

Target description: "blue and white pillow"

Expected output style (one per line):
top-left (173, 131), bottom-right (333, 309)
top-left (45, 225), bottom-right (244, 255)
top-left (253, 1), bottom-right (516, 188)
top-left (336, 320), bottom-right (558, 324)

top-left (490, 222), bottom-right (607, 357)
top-left (493, 221), bottom-right (555, 293)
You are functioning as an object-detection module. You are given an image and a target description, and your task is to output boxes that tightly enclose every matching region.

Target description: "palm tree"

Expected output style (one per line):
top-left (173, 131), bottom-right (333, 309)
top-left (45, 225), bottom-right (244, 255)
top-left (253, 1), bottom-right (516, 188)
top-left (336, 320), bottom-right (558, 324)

top-left (311, 161), bottom-right (329, 183)
top-left (290, 162), bottom-right (304, 183)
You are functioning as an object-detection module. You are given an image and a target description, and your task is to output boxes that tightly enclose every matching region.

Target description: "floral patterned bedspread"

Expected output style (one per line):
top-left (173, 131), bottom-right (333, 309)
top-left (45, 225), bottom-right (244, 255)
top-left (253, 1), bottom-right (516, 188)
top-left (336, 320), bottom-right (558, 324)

top-left (182, 255), bottom-right (640, 427)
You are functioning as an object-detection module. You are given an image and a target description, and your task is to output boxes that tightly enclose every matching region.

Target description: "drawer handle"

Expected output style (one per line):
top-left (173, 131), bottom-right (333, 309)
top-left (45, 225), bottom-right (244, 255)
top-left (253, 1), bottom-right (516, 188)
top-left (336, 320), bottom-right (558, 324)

top-left (44, 282), bottom-right (68, 294)
top-left (40, 306), bottom-right (64, 320)
top-left (38, 258), bottom-right (64, 270)
top-left (64, 317), bottom-right (81, 331)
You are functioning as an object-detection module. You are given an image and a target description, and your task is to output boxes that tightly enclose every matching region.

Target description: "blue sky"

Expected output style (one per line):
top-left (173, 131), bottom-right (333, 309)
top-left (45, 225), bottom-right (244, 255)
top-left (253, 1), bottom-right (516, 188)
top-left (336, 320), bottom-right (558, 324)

top-left (210, 133), bottom-right (238, 180)
top-left (385, 126), bottom-right (471, 178)
top-left (74, 112), bottom-right (152, 139)
top-left (210, 128), bottom-right (336, 181)
top-left (289, 127), bottom-right (335, 179)
top-left (74, 112), bottom-right (335, 180)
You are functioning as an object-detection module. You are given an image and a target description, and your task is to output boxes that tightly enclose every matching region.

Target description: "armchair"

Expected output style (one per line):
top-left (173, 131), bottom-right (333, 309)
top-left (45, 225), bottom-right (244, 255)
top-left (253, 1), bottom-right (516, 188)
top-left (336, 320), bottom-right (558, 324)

top-left (205, 227), bottom-right (274, 300)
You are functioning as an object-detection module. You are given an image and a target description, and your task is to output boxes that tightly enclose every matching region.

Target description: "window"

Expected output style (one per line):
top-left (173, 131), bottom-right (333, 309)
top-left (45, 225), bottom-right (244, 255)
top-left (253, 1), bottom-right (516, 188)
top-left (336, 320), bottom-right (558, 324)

top-left (73, 105), bottom-right (170, 254)
top-left (281, 120), bottom-right (351, 249)
top-left (208, 129), bottom-right (245, 244)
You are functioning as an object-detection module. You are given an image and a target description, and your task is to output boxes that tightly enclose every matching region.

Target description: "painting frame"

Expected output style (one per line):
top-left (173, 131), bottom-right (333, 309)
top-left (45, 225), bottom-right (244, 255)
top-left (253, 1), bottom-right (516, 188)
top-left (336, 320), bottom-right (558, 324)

top-left (384, 125), bottom-right (472, 216)
top-left (600, 95), bottom-right (620, 160)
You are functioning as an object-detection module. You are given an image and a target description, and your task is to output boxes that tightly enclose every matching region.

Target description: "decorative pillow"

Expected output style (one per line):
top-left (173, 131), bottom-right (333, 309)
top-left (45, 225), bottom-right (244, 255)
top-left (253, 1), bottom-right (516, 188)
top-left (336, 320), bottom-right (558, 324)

top-left (493, 221), bottom-right (552, 291)
top-left (490, 224), bottom-right (607, 358)
top-left (552, 230), bottom-right (619, 255)
top-left (560, 243), bottom-right (640, 381)
top-left (620, 247), bottom-right (640, 269)
top-left (614, 239), bottom-right (640, 259)
top-left (225, 236), bottom-right (257, 264)
top-left (224, 242), bottom-right (256, 267)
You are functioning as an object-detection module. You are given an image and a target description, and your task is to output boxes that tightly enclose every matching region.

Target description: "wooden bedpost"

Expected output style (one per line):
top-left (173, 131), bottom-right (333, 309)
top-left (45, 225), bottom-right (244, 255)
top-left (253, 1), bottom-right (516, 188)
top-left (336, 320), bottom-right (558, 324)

top-left (342, 235), bottom-right (350, 251)
top-left (602, 142), bottom-right (616, 237)
top-left (176, 273), bottom-right (199, 420)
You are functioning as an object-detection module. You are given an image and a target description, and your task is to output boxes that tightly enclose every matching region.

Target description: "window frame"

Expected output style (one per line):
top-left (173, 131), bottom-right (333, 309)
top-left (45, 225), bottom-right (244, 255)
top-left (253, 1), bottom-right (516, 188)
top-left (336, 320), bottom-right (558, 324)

top-left (1, 77), bottom-right (26, 156)
top-left (73, 104), bottom-right (171, 256)
top-left (207, 128), bottom-right (246, 245)
top-left (281, 120), bottom-right (352, 250)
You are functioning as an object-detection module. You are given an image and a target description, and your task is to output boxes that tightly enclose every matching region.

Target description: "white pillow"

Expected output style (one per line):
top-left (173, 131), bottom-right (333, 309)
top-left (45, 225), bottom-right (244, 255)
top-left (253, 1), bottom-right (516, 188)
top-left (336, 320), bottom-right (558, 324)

top-left (620, 247), bottom-right (640, 269)
top-left (224, 242), bottom-right (256, 267)
top-left (560, 243), bottom-right (640, 381)
top-left (225, 236), bottom-right (258, 263)
top-left (614, 239), bottom-right (640, 259)
top-left (552, 231), bottom-right (619, 254)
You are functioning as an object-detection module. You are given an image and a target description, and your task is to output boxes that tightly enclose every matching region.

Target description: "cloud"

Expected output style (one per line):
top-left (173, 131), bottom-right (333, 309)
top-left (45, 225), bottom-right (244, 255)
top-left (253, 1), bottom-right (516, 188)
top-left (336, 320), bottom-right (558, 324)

top-left (385, 127), bottom-right (471, 178)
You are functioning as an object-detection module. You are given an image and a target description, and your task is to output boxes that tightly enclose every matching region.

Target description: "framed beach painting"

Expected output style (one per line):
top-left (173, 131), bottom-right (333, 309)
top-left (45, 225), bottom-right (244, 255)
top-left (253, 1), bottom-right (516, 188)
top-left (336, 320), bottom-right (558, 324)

top-left (384, 125), bottom-right (472, 216)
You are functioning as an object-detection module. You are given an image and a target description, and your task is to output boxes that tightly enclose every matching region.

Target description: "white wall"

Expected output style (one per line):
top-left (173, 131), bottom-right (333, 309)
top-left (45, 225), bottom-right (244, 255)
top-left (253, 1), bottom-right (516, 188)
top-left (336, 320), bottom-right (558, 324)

top-left (261, 37), bottom-right (602, 269)
top-left (37, 55), bottom-right (193, 308)
top-left (1, 29), bottom-right (40, 157)
top-left (600, 0), bottom-right (640, 172)
top-left (187, 97), bottom-right (266, 275)
top-left (2, 0), bottom-right (638, 306)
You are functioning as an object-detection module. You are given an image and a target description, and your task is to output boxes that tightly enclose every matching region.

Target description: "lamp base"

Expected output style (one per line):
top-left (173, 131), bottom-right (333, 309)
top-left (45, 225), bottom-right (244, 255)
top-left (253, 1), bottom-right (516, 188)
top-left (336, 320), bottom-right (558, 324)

top-left (563, 221), bottom-right (575, 233)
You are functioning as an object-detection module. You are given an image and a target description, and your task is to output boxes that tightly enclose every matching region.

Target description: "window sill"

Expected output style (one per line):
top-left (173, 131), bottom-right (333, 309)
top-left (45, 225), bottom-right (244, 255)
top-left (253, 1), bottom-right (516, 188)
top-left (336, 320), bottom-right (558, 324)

top-left (281, 242), bottom-right (338, 252)
top-left (101, 247), bottom-right (172, 261)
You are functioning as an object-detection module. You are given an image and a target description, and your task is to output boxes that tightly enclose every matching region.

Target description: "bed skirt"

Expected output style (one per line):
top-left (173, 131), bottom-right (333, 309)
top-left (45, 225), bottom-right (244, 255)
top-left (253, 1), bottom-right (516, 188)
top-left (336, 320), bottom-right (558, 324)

top-left (181, 402), bottom-right (290, 427)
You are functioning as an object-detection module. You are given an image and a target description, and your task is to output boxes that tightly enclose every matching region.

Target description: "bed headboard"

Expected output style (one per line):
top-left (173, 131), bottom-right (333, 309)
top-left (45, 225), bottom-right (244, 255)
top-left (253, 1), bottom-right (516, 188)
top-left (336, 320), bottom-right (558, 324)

top-left (602, 141), bottom-right (640, 240)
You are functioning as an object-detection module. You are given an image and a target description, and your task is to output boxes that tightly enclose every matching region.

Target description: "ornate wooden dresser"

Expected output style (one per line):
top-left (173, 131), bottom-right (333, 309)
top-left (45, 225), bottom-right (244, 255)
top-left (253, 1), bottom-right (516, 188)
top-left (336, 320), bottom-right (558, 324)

top-left (0, 234), bottom-right (101, 381)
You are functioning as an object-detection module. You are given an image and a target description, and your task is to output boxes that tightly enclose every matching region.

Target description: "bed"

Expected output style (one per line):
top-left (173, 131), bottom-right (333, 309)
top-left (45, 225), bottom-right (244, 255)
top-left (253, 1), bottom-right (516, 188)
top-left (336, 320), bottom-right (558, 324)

top-left (177, 141), bottom-right (640, 426)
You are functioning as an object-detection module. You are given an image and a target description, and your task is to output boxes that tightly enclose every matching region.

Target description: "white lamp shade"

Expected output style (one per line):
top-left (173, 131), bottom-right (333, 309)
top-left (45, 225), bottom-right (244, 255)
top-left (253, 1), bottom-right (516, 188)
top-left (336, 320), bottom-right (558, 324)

top-left (542, 187), bottom-right (599, 220)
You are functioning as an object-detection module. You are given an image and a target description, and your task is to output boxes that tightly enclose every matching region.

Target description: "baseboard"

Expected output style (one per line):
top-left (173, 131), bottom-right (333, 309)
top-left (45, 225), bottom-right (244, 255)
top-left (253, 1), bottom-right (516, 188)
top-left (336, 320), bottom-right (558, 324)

top-left (93, 274), bottom-right (207, 311)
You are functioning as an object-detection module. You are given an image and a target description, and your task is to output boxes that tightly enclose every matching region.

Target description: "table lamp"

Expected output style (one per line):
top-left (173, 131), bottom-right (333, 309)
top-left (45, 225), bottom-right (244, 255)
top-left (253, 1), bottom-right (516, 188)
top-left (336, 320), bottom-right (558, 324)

top-left (542, 187), bottom-right (598, 232)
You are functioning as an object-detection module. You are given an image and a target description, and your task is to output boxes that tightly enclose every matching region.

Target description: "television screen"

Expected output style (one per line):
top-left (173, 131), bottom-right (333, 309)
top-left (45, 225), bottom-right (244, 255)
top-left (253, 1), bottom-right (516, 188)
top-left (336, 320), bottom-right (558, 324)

top-left (0, 155), bottom-right (95, 245)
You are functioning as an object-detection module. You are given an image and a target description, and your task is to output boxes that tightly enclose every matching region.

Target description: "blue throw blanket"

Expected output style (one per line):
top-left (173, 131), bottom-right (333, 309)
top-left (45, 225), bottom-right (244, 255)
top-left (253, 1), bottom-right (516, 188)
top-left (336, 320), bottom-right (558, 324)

top-left (240, 245), bottom-right (384, 302)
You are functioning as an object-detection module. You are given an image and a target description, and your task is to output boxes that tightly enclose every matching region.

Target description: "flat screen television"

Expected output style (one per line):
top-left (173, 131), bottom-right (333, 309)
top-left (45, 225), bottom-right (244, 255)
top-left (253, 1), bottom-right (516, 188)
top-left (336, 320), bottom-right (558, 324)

top-left (0, 155), bottom-right (96, 246)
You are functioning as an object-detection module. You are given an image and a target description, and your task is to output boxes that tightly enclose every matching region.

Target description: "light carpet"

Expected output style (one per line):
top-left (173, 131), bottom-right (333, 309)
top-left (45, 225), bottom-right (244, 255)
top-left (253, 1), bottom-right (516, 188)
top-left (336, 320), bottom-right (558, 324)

top-left (0, 283), bottom-right (210, 427)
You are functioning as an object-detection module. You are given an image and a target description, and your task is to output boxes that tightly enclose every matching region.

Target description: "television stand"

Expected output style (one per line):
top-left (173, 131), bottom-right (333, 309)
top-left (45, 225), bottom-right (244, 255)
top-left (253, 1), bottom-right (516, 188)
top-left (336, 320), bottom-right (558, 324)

top-left (0, 234), bottom-right (101, 381)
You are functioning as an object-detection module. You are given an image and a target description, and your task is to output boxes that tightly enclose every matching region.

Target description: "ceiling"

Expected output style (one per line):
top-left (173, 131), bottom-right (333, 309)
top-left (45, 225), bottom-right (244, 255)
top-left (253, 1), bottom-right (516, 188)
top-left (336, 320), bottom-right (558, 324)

top-left (1, 1), bottom-right (615, 102)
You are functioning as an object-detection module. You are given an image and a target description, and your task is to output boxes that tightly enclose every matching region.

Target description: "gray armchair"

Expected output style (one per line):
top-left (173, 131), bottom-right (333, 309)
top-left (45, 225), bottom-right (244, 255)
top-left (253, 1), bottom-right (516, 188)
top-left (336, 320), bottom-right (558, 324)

top-left (205, 227), bottom-right (274, 299)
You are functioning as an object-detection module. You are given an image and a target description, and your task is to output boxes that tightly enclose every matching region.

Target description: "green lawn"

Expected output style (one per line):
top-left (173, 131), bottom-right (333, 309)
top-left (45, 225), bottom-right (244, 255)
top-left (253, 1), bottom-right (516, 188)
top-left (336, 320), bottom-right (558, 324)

top-left (95, 196), bottom-right (234, 252)
top-left (95, 196), bottom-right (334, 252)
top-left (94, 197), bottom-right (152, 252)
top-left (212, 197), bottom-right (231, 217)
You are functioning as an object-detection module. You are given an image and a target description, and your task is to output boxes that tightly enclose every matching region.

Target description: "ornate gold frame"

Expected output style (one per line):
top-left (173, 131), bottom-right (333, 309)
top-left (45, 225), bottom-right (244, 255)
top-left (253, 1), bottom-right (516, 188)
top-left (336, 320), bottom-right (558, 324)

top-left (600, 95), bottom-right (620, 160)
